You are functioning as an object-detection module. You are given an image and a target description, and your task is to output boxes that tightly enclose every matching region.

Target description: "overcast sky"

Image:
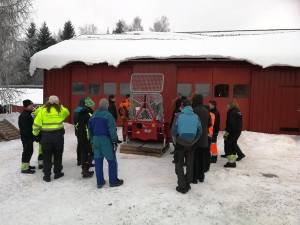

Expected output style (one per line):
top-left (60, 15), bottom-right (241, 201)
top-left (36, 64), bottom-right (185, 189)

top-left (31, 0), bottom-right (300, 34)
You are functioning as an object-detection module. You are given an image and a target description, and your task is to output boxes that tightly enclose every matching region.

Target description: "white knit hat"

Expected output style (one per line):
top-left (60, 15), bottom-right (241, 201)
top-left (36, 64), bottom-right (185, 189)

top-left (48, 95), bottom-right (59, 104)
top-left (99, 98), bottom-right (109, 109)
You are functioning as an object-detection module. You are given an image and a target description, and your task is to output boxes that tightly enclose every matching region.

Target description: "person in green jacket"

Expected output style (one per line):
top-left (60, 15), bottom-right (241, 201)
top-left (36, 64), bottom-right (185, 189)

top-left (33, 95), bottom-right (70, 182)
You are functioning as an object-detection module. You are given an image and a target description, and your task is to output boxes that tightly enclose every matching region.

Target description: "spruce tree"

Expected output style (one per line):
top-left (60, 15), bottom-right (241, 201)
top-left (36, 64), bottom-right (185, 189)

top-left (113, 20), bottom-right (127, 34)
top-left (60, 20), bottom-right (76, 40)
top-left (36, 22), bottom-right (56, 52)
top-left (17, 22), bottom-right (41, 84)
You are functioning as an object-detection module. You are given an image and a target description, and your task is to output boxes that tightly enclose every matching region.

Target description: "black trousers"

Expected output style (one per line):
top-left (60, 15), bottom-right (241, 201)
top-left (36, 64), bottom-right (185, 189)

top-left (21, 137), bottom-right (33, 163)
top-left (79, 140), bottom-right (94, 170)
top-left (41, 130), bottom-right (64, 176)
top-left (193, 147), bottom-right (207, 182)
top-left (205, 139), bottom-right (212, 172)
top-left (224, 131), bottom-right (241, 156)
top-left (174, 143), bottom-right (195, 189)
top-left (75, 136), bottom-right (81, 163)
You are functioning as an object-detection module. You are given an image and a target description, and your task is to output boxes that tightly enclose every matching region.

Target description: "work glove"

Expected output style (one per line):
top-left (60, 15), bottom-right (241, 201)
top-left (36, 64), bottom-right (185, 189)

top-left (223, 131), bottom-right (229, 140)
top-left (33, 134), bottom-right (41, 143)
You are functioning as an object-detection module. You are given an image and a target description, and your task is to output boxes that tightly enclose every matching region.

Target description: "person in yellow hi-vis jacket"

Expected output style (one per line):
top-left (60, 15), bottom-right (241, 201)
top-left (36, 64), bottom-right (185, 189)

top-left (32, 95), bottom-right (70, 182)
top-left (33, 97), bottom-right (48, 169)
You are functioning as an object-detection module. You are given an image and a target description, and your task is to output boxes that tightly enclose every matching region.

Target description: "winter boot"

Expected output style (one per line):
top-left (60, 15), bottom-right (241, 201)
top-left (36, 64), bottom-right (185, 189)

top-left (82, 170), bottom-right (94, 178)
top-left (210, 155), bottom-right (218, 163)
top-left (224, 162), bottom-right (236, 168)
top-left (221, 154), bottom-right (227, 158)
top-left (43, 175), bottom-right (51, 182)
top-left (21, 168), bottom-right (35, 174)
top-left (82, 163), bottom-right (94, 178)
top-left (54, 172), bottom-right (64, 179)
top-left (236, 155), bottom-right (246, 161)
top-left (97, 180), bottom-right (106, 189)
top-left (29, 165), bottom-right (36, 170)
top-left (176, 186), bottom-right (189, 194)
top-left (109, 178), bottom-right (124, 187)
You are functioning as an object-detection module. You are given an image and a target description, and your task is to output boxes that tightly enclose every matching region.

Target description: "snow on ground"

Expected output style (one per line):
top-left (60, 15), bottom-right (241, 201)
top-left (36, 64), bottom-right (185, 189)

top-left (0, 113), bottom-right (299, 225)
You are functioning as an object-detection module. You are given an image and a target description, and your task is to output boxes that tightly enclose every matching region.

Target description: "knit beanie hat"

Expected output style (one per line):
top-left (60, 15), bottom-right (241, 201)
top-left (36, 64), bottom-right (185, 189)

top-left (85, 97), bottom-right (95, 108)
top-left (99, 98), bottom-right (109, 109)
top-left (48, 95), bottom-right (59, 104)
top-left (23, 99), bottom-right (33, 108)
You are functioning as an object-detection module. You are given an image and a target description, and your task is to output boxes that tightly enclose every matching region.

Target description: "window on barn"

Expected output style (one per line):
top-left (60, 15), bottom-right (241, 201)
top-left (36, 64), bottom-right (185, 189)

top-left (195, 84), bottom-right (210, 97)
top-left (120, 83), bottom-right (131, 96)
top-left (233, 84), bottom-right (249, 98)
top-left (177, 83), bottom-right (192, 97)
top-left (72, 83), bottom-right (86, 95)
top-left (89, 83), bottom-right (100, 95)
top-left (104, 83), bottom-right (116, 96)
top-left (214, 84), bottom-right (229, 98)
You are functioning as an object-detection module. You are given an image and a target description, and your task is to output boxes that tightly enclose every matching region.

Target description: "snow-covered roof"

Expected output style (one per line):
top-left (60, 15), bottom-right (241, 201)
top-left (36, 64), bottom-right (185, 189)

top-left (30, 30), bottom-right (300, 75)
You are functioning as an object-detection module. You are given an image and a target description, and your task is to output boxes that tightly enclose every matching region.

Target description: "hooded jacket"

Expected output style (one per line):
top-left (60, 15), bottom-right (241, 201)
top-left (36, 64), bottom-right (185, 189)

top-left (88, 107), bottom-right (118, 143)
top-left (192, 94), bottom-right (211, 148)
top-left (171, 106), bottom-right (202, 146)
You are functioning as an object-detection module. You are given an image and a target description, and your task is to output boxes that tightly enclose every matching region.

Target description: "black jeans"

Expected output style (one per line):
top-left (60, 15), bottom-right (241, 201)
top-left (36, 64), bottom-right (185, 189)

top-left (174, 143), bottom-right (195, 189)
top-left (21, 137), bottom-right (33, 163)
top-left (41, 130), bottom-right (64, 176)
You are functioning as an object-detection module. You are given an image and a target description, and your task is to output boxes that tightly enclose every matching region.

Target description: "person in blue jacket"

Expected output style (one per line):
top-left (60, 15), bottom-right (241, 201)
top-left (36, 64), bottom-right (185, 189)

top-left (89, 98), bottom-right (124, 188)
top-left (172, 100), bottom-right (202, 194)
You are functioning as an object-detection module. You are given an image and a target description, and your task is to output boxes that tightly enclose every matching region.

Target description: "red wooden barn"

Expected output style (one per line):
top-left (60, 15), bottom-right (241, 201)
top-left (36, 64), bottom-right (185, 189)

top-left (30, 31), bottom-right (300, 135)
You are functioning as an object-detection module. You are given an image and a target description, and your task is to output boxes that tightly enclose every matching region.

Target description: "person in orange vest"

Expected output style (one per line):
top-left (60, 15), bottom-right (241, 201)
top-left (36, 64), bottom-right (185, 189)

top-left (204, 105), bottom-right (215, 172)
top-left (209, 100), bottom-right (220, 163)
top-left (118, 94), bottom-right (130, 142)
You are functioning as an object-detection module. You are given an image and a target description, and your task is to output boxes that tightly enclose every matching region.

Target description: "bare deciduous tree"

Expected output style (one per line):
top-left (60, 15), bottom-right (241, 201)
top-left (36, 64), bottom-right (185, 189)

top-left (129, 16), bottom-right (144, 31)
top-left (0, 0), bottom-right (33, 106)
top-left (150, 15), bottom-right (170, 32)
top-left (78, 24), bottom-right (98, 35)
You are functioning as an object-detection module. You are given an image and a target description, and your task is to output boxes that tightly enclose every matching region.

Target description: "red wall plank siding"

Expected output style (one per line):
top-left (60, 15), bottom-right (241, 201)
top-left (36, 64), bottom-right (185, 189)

top-left (213, 66), bottom-right (251, 130)
top-left (44, 67), bottom-right (71, 122)
top-left (250, 67), bottom-right (300, 134)
top-left (44, 61), bottom-right (300, 134)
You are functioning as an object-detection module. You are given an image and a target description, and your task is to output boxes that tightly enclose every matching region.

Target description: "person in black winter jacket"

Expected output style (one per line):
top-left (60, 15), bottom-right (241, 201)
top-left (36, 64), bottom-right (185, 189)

top-left (209, 100), bottom-right (220, 163)
top-left (223, 99), bottom-right (244, 168)
top-left (76, 97), bottom-right (95, 178)
top-left (192, 94), bottom-right (211, 183)
top-left (108, 95), bottom-right (122, 143)
top-left (18, 99), bottom-right (36, 174)
top-left (74, 97), bottom-right (86, 166)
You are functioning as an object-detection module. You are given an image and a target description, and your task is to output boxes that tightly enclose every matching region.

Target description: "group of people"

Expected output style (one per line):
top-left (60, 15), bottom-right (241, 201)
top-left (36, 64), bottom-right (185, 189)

top-left (171, 94), bottom-right (245, 194)
top-left (18, 92), bottom-right (244, 192)
top-left (18, 95), bottom-right (128, 188)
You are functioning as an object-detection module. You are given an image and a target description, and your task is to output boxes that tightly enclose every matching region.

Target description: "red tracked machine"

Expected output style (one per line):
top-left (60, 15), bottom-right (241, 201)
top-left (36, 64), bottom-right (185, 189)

top-left (121, 73), bottom-right (169, 155)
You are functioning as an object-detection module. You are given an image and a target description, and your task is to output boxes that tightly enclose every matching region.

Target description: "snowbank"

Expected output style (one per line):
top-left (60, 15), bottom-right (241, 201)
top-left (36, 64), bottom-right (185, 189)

top-left (0, 113), bottom-right (299, 225)
top-left (30, 31), bottom-right (300, 75)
